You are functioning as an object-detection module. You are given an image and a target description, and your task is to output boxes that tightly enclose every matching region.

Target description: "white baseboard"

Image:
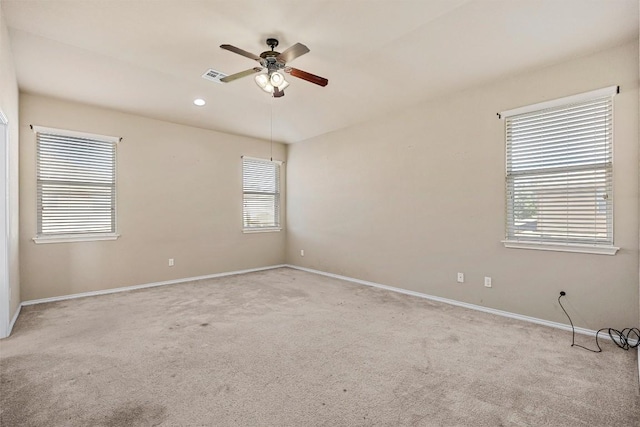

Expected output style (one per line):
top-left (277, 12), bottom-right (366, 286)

top-left (285, 264), bottom-right (638, 347)
top-left (5, 304), bottom-right (21, 338)
top-left (21, 264), bottom-right (288, 306)
top-left (9, 262), bottom-right (640, 370)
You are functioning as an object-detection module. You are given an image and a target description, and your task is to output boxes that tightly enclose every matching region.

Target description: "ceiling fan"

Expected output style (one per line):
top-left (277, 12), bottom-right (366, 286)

top-left (219, 38), bottom-right (328, 98)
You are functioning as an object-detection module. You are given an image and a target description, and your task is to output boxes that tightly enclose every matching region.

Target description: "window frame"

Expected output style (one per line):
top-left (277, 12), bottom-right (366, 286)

top-left (500, 86), bottom-right (619, 255)
top-left (241, 156), bottom-right (282, 233)
top-left (32, 126), bottom-right (120, 244)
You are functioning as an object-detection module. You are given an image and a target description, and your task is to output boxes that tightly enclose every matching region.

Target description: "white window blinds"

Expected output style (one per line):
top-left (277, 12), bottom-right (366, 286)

top-left (242, 157), bottom-right (281, 230)
top-left (505, 91), bottom-right (614, 246)
top-left (36, 128), bottom-right (117, 237)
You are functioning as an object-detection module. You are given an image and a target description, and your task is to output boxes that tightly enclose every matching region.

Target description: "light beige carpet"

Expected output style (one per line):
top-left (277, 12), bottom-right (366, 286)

top-left (1, 267), bottom-right (638, 426)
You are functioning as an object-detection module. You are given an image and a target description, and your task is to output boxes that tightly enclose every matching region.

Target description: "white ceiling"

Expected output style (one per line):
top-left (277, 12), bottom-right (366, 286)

top-left (2, 0), bottom-right (638, 144)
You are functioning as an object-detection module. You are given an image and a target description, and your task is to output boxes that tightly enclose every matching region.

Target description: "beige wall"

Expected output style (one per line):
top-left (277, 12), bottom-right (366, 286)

top-left (0, 4), bottom-right (20, 324)
top-left (286, 41), bottom-right (639, 329)
top-left (19, 94), bottom-right (286, 301)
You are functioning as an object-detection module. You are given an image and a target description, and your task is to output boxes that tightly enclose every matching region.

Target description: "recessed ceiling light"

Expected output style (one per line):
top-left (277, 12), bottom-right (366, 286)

top-left (193, 98), bottom-right (206, 106)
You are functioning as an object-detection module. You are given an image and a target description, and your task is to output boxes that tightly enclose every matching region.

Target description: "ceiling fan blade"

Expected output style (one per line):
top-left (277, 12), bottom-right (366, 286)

top-left (285, 67), bottom-right (328, 87)
top-left (220, 67), bottom-right (263, 83)
top-left (276, 43), bottom-right (310, 64)
top-left (220, 44), bottom-right (262, 62)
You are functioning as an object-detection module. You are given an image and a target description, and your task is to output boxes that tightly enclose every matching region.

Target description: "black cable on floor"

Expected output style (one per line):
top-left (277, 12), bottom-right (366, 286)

top-left (558, 292), bottom-right (640, 353)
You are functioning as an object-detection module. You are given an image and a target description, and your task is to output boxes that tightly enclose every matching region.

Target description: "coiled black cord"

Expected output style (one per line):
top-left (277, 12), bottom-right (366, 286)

top-left (558, 293), bottom-right (640, 353)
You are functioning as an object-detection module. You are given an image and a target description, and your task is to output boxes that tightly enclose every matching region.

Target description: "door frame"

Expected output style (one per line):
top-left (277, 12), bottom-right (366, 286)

top-left (0, 110), bottom-right (10, 338)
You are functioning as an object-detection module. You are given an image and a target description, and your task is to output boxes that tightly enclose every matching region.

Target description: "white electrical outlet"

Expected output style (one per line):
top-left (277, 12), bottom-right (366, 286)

top-left (457, 272), bottom-right (464, 283)
top-left (169, 258), bottom-right (174, 267)
top-left (300, 249), bottom-right (304, 257)
top-left (484, 277), bottom-right (492, 288)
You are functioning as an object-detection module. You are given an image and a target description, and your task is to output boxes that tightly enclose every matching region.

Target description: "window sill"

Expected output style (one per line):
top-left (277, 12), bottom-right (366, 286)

top-left (242, 228), bottom-right (282, 234)
top-left (33, 233), bottom-right (120, 244)
top-left (502, 240), bottom-right (619, 255)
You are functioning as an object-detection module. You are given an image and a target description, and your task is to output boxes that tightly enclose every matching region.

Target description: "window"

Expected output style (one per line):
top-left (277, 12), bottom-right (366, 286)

top-left (33, 126), bottom-right (119, 243)
top-left (501, 86), bottom-right (618, 255)
top-left (242, 156), bottom-right (281, 231)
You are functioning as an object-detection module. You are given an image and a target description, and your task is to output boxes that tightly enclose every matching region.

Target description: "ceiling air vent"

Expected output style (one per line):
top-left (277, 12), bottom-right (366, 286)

top-left (202, 68), bottom-right (228, 83)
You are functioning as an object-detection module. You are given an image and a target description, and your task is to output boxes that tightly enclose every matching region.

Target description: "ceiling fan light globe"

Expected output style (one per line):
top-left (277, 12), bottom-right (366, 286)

top-left (254, 74), bottom-right (270, 89)
top-left (270, 72), bottom-right (286, 87)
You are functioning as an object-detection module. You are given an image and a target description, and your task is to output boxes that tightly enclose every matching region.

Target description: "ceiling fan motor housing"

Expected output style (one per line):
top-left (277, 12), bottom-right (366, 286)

top-left (261, 38), bottom-right (287, 71)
